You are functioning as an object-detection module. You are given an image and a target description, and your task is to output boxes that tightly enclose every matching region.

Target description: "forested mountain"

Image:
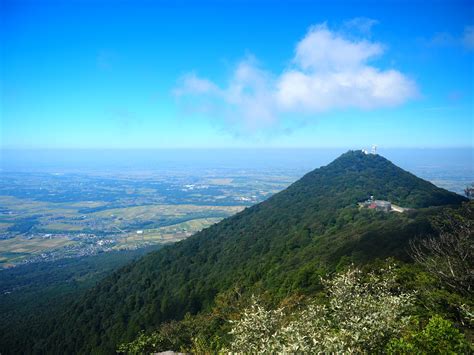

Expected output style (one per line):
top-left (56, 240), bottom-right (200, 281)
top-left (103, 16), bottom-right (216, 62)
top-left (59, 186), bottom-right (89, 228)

top-left (0, 246), bottom-right (163, 353)
top-left (5, 151), bottom-right (468, 354)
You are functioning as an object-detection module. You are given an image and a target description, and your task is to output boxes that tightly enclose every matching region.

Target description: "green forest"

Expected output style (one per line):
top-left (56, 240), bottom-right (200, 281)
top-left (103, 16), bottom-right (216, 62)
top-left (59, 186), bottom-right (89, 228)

top-left (0, 246), bottom-right (162, 352)
top-left (1, 151), bottom-right (471, 354)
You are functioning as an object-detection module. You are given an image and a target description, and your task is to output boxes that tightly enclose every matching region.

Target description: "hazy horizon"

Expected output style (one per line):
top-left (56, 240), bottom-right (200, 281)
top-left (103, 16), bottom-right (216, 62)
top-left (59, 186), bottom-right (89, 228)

top-left (2, 147), bottom-right (472, 195)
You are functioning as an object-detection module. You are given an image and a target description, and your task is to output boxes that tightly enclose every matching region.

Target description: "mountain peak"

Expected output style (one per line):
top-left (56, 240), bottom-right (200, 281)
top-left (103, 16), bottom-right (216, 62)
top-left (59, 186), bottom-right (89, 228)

top-left (36, 152), bottom-right (467, 353)
top-left (327, 149), bottom-right (393, 168)
top-left (294, 150), bottom-right (466, 209)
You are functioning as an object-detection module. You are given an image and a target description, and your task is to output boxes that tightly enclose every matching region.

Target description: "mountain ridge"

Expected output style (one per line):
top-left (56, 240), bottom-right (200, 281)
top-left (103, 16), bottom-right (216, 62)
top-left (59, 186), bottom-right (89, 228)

top-left (11, 151), bottom-right (468, 353)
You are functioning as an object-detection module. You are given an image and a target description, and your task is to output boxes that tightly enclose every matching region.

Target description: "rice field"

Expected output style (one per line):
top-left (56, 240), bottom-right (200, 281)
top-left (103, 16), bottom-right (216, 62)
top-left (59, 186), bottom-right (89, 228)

top-left (0, 236), bottom-right (73, 265)
top-left (114, 217), bottom-right (221, 248)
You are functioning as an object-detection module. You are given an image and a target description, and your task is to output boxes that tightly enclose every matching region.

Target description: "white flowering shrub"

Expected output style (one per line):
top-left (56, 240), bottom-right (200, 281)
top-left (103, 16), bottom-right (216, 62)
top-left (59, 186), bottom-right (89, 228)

top-left (229, 266), bottom-right (415, 353)
top-left (228, 297), bottom-right (286, 353)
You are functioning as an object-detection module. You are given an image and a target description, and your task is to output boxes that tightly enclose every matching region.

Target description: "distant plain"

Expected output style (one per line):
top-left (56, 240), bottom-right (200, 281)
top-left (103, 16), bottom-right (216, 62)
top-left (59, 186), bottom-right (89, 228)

top-left (1, 148), bottom-right (472, 268)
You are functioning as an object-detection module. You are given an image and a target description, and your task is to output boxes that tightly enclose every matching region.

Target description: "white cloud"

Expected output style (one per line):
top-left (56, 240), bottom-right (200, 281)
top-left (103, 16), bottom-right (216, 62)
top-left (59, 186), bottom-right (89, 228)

top-left (342, 17), bottom-right (379, 36)
top-left (293, 24), bottom-right (384, 71)
top-left (277, 67), bottom-right (416, 112)
top-left (174, 21), bottom-right (418, 133)
top-left (175, 58), bottom-right (278, 131)
top-left (174, 73), bottom-right (219, 96)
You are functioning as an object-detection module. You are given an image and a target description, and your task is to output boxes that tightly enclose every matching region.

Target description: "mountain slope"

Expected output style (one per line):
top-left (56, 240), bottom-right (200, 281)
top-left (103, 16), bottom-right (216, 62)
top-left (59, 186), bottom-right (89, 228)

top-left (34, 151), bottom-right (467, 353)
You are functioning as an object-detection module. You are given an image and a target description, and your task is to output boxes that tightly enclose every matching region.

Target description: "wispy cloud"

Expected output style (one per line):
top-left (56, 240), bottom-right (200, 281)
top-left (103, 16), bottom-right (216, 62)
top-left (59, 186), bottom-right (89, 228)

top-left (174, 21), bottom-right (418, 134)
top-left (429, 32), bottom-right (457, 47)
top-left (427, 25), bottom-right (474, 50)
top-left (342, 17), bottom-right (379, 37)
top-left (462, 26), bottom-right (474, 49)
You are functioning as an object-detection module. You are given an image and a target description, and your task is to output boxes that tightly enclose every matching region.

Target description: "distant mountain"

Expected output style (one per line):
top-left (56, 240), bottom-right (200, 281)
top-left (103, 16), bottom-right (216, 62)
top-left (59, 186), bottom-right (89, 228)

top-left (16, 151), bottom-right (467, 354)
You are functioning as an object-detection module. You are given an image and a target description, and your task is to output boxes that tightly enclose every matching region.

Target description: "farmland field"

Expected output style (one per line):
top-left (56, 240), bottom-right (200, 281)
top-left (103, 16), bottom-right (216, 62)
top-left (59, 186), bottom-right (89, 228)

top-left (0, 167), bottom-right (297, 268)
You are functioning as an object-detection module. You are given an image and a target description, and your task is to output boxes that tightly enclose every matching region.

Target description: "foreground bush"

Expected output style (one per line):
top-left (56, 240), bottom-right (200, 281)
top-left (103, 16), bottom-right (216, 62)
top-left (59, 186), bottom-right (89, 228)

top-left (387, 315), bottom-right (470, 354)
top-left (229, 266), bottom-right (415, 353)
top-left (118, 264), bottom-right (471, 353)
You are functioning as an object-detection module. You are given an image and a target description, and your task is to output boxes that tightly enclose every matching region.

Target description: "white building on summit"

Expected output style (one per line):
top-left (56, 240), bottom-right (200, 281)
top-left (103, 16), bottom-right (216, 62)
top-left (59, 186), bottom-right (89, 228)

top-left (361, 145), bottom-right (378, 155)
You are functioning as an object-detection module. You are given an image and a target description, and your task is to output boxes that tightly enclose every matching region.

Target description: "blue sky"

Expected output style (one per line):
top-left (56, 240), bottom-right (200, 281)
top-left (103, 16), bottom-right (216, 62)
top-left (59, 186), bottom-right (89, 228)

top-left (1, 0), bottom-right (473, 149)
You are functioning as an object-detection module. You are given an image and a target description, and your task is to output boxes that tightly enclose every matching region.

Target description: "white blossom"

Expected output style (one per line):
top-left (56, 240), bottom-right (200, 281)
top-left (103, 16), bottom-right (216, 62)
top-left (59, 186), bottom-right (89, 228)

top-left (228, 265), bottom-right (414, 353)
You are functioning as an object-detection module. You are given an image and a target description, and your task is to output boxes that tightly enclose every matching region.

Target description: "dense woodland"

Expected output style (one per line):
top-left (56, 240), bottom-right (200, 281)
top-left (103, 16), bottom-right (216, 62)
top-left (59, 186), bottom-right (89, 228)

top-left (0, 246), bottom-right (162, 352)
top-left (1, 151), bottom-right (471, 354)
